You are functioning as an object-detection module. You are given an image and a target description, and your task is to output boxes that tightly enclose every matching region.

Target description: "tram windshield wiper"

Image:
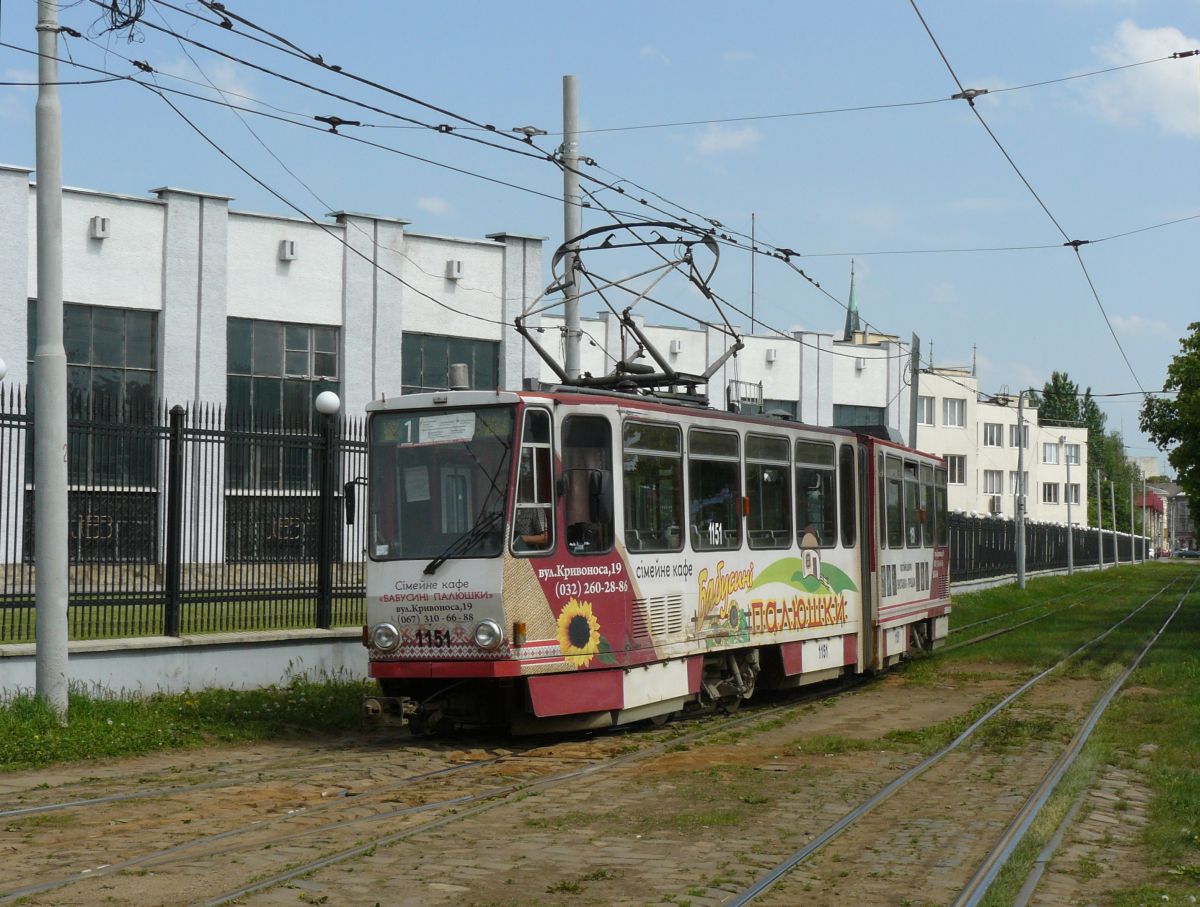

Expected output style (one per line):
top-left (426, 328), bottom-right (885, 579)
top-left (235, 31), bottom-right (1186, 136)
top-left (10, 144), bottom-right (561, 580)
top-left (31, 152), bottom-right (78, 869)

top-left (423, 509), bottom-right (504, 575)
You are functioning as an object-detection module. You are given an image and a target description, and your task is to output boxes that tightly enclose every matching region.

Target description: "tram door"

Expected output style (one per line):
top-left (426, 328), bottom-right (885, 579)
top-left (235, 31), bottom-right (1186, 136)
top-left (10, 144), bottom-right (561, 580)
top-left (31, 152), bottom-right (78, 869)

top-left (856, 438), bottom-right (877, 673)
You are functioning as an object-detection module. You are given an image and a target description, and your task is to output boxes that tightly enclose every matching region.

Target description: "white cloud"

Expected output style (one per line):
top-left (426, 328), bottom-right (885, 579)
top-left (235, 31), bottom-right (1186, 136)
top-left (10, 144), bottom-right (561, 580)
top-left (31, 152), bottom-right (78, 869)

top-left (640, 45), bottom-right (670, 65)
top-left (845, 203), bottom-right (898, 231)
top-left (722, 50), bottom-right (756, 64)
top-left (0, 69), bottom-right (36, 123)
top-left (930, 280), bottom-right (959, 307)
top-left (696, 123), bottom-right (762, 155)
top-left (1086, 20), bottom-right (1200, 137)
top-left (1109, 313), bottom-right (1170, 335)
top-left (943, 196), bottom-right (1017, 214)
top-left (416, 196), bottom-right (453, 216)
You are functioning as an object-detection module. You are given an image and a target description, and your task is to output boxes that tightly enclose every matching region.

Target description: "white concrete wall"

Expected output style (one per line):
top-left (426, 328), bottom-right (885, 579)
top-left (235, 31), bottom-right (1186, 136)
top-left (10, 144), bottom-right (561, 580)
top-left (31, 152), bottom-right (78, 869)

top-left (226, 213), bottom-right (343, 325)
top-left (399, 233), bottom-right (504, 343)
top-left (0, 166), bottom-right (33, 388)
top-left (0, 630), bottom-right (365, 696)
top-left (31, 188), bottom-right (165, 311)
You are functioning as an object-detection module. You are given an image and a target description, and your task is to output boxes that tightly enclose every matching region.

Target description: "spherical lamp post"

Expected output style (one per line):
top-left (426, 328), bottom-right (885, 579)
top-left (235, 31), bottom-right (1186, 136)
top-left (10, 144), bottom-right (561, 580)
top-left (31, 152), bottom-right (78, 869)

top-left (314, 391), bottom-right (341, 628)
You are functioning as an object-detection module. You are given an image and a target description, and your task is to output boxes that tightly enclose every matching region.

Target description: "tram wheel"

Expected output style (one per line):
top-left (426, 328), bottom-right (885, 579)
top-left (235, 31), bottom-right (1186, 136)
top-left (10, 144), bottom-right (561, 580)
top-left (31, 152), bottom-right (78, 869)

top-left (650, 712), bottom-right (671, 727)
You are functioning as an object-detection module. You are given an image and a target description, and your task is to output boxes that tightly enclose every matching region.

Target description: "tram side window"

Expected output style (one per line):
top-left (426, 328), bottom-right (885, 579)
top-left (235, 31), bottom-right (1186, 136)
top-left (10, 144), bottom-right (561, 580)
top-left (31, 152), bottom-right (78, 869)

top-left (920, 463), bottom-right (934, 549)
top-left (796, 440), bottom-right (836, 549)
top-left (512, 408), bottom-right (554, 554)
top-left (904, 461), bottom-right (921, 548)
top-left (688, 429), bottom-right (741, 551)
top-left (885, 455), bottom-right (904, 548)
top-left (561, 415), bottom-right (613, 555)
top-left (839, 444), bottom-right (856, 548)
top-left (746, 435), bottom-right (791, 549)
top-left (623, 421), bottom-right (683, 553)
top-left (934, 466), bottom-right (949, 547)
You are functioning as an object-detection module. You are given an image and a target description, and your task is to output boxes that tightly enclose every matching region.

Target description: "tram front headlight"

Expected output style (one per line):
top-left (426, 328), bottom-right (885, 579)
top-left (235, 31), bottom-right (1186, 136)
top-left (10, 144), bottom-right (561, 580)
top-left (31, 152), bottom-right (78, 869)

top-left (473, 619), bottom-right (504, 651)
top-left (370, 622), bottom-right (400, 652)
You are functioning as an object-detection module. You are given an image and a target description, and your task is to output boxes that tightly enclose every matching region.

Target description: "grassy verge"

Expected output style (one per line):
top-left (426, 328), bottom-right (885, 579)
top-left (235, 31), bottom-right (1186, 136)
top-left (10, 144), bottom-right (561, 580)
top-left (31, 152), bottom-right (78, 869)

top-left (0, 677), bottom-right (373, 771)
top-left (925, 563), bottom-right (1200, 905)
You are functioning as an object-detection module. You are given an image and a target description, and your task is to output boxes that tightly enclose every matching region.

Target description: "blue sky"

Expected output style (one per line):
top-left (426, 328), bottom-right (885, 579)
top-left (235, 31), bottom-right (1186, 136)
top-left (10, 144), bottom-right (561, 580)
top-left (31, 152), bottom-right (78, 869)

top-left (1, 1), bottom-right (1196, 468)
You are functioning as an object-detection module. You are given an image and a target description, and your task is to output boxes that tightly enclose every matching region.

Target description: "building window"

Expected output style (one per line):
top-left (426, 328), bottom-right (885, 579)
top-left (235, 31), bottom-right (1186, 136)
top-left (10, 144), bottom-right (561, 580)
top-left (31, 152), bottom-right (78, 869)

top-left (1009, 471), bottom-right (1028, 496)
top-left (24, 301), bottom-right (160, 562)
top-left (1043, 442), bottom-right (1059, 465)
top-left (1066, 483), bottom-right (1081, 505)
top-left (983, 470), bottom-right (1004, 494)
top-left (796, 440), bottom-right (836, 548)
top-left (689, 429), bottom-right (741, 551)
top-left (227, 318), bottom-right (339, 425)
top-left (226, 318), bottom-right (339, 492)
top-left (401, 332), bottom-right (499, 394)
top-left (917, 395), bottom-right (935, 426)
top-left (982, 423), bottom-right (1003, 447)
top-left (944, 454), bottom-right (966, 485)
top-left (943, 398), bottom-right (966, 428)
top-left (1008, 424), bottom-right (1029, 449)
top-left (745, 435), bottom-right (791, 550)
top-left (832, 404), bottom-right (885, 427)
top-left (1042, 482), bottom-right (1060, 504)
top-left (1065, 444), bottom-right (1081, 465)
top-left (762, 398), bottom-right (798, 419)
top-left (623, 421), bottom-right (683, 553)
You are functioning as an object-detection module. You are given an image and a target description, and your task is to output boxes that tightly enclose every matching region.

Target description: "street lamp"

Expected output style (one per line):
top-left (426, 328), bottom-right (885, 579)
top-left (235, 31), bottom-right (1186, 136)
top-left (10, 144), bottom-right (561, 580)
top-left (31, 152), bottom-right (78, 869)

top-left (1062, 434), bottom-right (1073, 576)
top-left (314, 391), bottom-right (341, 629)
top-left (0, 355), bottom-right (7, 381)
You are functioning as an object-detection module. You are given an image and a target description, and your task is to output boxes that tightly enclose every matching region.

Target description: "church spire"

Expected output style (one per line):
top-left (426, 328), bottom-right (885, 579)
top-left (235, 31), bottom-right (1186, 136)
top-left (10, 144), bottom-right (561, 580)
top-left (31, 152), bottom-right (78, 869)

top-left (843, 258), bottom-right (862, 341)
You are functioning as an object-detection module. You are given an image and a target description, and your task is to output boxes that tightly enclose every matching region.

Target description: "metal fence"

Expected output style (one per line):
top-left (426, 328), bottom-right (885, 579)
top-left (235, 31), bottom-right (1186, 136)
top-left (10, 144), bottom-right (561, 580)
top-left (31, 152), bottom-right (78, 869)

top-left (948, 512), bottom-right (1148, 582)
top-left (0, 384), bottom-right (1157, 642)
top-left (1, 387), bottom-right (367, 642)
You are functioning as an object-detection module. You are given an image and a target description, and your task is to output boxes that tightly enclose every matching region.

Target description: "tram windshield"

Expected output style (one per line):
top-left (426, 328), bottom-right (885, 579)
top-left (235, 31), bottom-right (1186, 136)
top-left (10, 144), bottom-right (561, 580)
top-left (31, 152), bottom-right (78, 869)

top-left (369, 406), bottom-right (515, 562)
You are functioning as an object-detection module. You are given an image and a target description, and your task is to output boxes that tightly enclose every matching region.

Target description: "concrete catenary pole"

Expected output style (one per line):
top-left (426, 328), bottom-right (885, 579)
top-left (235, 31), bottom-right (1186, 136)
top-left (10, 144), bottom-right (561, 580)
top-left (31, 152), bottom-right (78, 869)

top-left (1142, 475), bottom-right (1148, 557)
top-left (561, 75), bottom-right (582, 381)
top-left (1062, 435), bottom-right (1073, 575)
top-left (1110, 480), bottom-right (1119, 565)
top-left (908, 335), bottom-right (921, 450)
top-left (34, 0), bottom-right (70, 720)
top-left (1125, 481), bottom-right (1132, 563)
top-left (1096, 469), bottom-right (1104, 570)
top-left (1015, 391), bottom-right (1027, 589)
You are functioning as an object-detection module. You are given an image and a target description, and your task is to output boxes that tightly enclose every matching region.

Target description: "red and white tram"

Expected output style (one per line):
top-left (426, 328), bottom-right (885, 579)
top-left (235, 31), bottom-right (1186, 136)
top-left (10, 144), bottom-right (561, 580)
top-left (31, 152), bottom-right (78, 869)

top-left (362, 388), bottom-right (950, 732)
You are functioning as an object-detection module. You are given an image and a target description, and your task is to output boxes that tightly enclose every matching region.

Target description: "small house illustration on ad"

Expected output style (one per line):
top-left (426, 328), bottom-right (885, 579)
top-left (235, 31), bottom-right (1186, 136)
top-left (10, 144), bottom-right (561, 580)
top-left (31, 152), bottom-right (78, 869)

top-left (800, 531), bottom-right (821, 579)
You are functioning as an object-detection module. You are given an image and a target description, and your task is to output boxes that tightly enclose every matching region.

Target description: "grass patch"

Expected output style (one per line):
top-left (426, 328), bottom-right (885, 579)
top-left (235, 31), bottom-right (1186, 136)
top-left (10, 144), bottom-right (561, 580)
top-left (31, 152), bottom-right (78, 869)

top-left (790, 734), bottom-right (879, 755)
top-left (0, 677), bottom-right (373, 770)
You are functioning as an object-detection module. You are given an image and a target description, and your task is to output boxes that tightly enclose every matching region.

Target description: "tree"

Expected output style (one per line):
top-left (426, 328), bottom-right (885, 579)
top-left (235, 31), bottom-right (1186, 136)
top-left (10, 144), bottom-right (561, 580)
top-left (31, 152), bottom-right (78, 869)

top-left (1141, 321), bottom-right (1200, 504)
top-left (1038, 371), bottom-right (1081, 423)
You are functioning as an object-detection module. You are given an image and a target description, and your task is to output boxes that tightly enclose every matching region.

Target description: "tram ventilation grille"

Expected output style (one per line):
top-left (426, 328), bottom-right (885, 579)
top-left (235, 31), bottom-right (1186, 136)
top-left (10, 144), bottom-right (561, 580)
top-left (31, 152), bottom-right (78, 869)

top-left (632, 595), bottom-right (685, 638)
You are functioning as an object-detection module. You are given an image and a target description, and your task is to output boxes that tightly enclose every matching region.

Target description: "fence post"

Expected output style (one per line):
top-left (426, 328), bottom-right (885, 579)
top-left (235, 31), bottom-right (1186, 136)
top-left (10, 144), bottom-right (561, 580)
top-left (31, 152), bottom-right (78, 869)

top-left (163, 404), bottom-right (186, 637)
top-left (316, 413), bottom-right (337, 629)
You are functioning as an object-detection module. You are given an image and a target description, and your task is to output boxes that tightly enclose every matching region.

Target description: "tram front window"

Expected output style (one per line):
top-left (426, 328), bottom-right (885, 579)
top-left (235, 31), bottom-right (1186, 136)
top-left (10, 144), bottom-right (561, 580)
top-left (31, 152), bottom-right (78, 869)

top-left (369, 406), bottom-right (515, 561)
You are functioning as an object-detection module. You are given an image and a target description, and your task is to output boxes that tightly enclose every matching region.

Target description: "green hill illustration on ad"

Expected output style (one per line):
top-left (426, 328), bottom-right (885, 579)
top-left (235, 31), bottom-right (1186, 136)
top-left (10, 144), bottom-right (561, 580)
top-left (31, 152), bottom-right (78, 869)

top-left (750, 558), bottom-right (858, 595)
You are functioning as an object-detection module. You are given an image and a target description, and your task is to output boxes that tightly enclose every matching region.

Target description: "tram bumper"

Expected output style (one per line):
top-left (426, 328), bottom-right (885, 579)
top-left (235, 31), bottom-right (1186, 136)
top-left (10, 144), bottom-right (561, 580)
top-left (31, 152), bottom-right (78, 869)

top-left (361, 694), bottom-right (407, 728)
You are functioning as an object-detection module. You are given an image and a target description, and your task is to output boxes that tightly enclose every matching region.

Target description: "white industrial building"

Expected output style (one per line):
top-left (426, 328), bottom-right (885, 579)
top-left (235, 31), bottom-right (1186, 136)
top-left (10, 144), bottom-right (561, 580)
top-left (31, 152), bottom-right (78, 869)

top-left (1, 165), bottom-right (1089, 560)
top-left (916, 368), bottom-right (1090, 527)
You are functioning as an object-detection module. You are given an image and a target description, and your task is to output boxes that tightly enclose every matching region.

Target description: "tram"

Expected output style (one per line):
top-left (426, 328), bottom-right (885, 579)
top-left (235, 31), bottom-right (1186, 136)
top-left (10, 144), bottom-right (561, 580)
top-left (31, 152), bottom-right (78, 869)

top-left (360, 387), bottom-right (951, 733)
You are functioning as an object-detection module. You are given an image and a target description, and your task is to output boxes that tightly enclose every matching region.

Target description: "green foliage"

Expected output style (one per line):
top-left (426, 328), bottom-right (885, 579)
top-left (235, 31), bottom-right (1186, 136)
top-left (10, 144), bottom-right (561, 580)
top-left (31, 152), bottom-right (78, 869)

top-left (0, 678), bottom-right (372, 770)
top-left (1141, 321), bottom-right (1200, 505)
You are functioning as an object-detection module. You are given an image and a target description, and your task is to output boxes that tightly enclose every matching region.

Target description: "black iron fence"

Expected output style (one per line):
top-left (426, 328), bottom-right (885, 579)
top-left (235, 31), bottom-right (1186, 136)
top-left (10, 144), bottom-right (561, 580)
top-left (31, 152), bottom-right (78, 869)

top-left (948, 512), bottom-right (1148, 582)
top-left (0, 385), bottom-right (1157, 643)
top-left (1, 387), bottom-right (367, 642)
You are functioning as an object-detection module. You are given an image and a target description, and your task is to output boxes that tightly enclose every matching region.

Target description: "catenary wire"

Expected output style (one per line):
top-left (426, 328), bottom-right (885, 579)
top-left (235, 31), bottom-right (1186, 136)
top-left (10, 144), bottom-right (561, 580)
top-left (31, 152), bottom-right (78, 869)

top-left (906, 0), bottom-right (1150, 397)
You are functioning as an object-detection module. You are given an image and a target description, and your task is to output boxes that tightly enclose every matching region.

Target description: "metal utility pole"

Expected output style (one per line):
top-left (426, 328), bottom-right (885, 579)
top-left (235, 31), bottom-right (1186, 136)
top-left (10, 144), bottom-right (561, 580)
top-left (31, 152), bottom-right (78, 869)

top-left (34, 0), bottom-right (70, 720)
top-left (1062, 435), bottom-right (1073, 576)
top-left (1110, 481), bottom-right (1119, 565)
top-left (908, 334), bottom-right (921, 450)
top-left (1096, 470), bottom-right (1104, 570)
top-left (1130, 480), bottom-right (1136, 563)
top-left (1015, 391), bottom-right (1027, 589)
top-left (561, 75), bottom-right (582, 381)
top-left (750, 212), bottom-right (756, 334)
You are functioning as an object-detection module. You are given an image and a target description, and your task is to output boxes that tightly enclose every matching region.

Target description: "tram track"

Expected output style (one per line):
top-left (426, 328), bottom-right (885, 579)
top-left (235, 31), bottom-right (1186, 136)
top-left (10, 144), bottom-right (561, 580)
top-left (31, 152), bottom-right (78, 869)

top-left (0, 679), bottom-right (863, 906)
top-left (721, 573), bottom-right (1194, 905)
top-left (2, 574), bottom-right (1174, 906)
top-left (949, 578), bottom-right (1110, 635)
